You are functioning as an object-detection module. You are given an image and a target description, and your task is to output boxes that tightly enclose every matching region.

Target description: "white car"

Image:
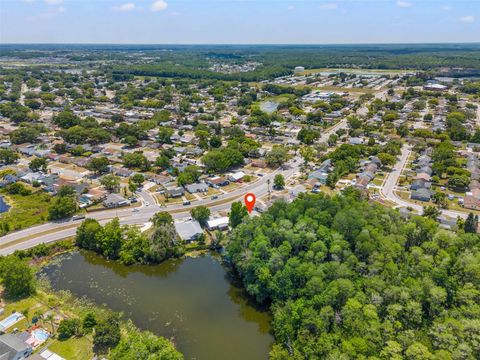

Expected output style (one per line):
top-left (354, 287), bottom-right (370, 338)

top-left (145, 201), bottom-right (150, 207)
top-left (132, 208), bottom-right (140, 213)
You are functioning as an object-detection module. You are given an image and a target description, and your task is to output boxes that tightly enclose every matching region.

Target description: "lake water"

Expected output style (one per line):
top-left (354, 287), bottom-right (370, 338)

top-left (40, 252), bottom-right (273, 360)
top-left (260, 101), bottom-right (279, 114)
top-left (0, 196), bottom-right (10, 213)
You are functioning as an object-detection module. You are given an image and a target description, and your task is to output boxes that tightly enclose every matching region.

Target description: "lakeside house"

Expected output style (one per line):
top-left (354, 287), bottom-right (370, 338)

top-left (206, 217), bottom-right (229, 231)
top-left (174, 220), bottom-right (203, 242)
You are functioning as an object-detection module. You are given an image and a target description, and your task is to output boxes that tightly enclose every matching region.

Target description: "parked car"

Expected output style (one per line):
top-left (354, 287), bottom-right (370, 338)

top-left (72, 214), bottom-right (86, 221)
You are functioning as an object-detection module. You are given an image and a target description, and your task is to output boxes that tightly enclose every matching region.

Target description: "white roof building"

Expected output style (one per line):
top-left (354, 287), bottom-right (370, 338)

top-left (206, 217), bottom-right (229, 231)
top-left (228, 171), bottom-right (246, 182)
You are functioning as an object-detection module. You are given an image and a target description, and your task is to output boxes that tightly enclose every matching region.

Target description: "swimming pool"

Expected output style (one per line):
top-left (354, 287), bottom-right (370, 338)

top-left (0, 312), bottom-right (24, 331)
top-left (32, 328), bottom-right (50, 342)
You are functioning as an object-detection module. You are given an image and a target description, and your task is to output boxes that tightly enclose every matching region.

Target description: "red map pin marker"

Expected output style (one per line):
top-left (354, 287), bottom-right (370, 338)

top-left (244, 193), bottom-right (256, 213)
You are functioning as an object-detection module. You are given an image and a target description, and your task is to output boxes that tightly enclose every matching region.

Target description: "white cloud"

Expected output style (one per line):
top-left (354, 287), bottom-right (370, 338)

top-left (442, 5), bottom-right (451, 11)
top-left (396, 1), bottom-right (412, 8)
top-left (33, 5), bottom-right (66, 19)
top-left (320, 3), bottom-right (338, 10)
top-left (114, 3), bottom-right (136, 12)
top-left (287, 5), bottom-right (295, 11)
top-left (459, 15), bottom-right (475, 23)
top-left (44, 0), bottom-right (63, 5)
top-left (151, 0), bottom-right (168, 12)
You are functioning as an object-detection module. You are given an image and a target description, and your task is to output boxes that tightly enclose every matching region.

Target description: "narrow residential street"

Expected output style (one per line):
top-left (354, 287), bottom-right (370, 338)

top-left (380, 144), bottom-right (468, 219)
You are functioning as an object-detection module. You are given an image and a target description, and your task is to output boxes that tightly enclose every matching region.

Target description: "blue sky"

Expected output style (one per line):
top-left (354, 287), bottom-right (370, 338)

top-left (0, 0), bottom-right (479, 44)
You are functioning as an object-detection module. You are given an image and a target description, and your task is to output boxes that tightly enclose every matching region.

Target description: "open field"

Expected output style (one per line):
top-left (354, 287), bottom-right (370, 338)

top-left (0, 191), bottom-right (51, 234)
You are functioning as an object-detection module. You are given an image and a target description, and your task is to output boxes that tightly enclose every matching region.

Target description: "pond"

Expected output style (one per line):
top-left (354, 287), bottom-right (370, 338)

top-left (0, 196), bottom-right (10, 213)
top-left (40, 252), bottom-right (273, 360)
top-left (260, 101), bottom-right (279, 114)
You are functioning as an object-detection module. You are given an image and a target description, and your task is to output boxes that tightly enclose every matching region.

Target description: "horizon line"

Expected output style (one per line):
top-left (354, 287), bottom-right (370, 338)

top-left (1, 41), bottom-right (480, 46)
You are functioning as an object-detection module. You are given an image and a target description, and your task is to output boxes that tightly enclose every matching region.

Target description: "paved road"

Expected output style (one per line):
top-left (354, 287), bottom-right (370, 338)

top-left (0, 157), bottom-right (301, 255)
top-left (380, 144), bottom-right (468, 219)
top-left (319, 119), bottom-right (348, 143)
top-left (0, 118), bottom-right (348, 255)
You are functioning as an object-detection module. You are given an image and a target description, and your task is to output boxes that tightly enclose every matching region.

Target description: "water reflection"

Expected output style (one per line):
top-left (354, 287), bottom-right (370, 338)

top-left (40, 251), bottom-right (273, 360)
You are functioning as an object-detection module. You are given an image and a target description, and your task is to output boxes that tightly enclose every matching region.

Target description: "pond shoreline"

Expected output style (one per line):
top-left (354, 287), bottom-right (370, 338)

top-left (38, 249), bottom-right (274, 360)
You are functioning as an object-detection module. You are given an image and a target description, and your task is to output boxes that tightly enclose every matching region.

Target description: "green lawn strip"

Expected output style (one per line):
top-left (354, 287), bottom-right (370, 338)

top-left (0, 192), bottom-right (51, 233)
top-left (49, 335), bottom-right (94, 360)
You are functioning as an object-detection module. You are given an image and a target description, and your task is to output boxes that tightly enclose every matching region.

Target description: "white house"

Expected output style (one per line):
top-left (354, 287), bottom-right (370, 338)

top-left (206, 217), bottom-right (229, 231)
top-left (228, 171), bottom-right (246, 182)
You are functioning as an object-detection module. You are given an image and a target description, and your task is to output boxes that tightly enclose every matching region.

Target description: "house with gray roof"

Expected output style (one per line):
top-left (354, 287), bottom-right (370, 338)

top-left (185, 183), bottom-right (209, 194)
top-left (174, 220), bottom-right (203, 242)
top-left (166, 187), bottom-right (185, 198)
top-left (103, 193), bottom-right (129, 208)
top-left (411, 188), bottom-right (432, 202)
top-left (0, 333), bottom-right (32, 360)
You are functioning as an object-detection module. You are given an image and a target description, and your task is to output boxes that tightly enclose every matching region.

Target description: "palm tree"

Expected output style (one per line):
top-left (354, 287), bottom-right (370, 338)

top-left (21, 309), bottom-right (29, 325)
top-left (45, 314), bottom-right (55, 335)
top-left (33, 310), bottom-right (43, 326)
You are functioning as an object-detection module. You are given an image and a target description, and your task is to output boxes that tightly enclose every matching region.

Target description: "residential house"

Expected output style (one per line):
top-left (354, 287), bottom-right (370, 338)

top-left (250, 159), bottom-right (267, 168)
top-left (355, 175), bottom-right (371, 189)
top-left (166, 187), bottom-right (185, 198)
top-left (185, 183), bottom-right (209, 194)
top-left (206, 176), bottom-right (229, 187)
top-left (464, 189), bottom-right (480, 210)
top-left (0, 333), bottom-right (33, 360)
top-left (410, 179), bottom-right (431, 191)
top-left (414, 173), bottom-right (432, 182)
top-left (174, 220), bottom-right (203, 242)
top-left (411, 188), bottom-right (432, 202)
top-left (290, 185), bottom-right (307, 199)
top-left (206, 217), bottom-right (229, 231)
top-left (148, 174), bottom-right (171, 186)
top-left (349, 137), bottom-right (364, 145)
top-left (112, 167), bottom-right (133, 177)
top-left (103, 193), bottom-right (129, 208)
top-left (20, 172), bottom-right (43, 185)
top-left (0, 174), bottom-right (19, 188)
top-left (228, 171), bottom-right (245, 182)
top-left (308, 169), bottom-right (329, 185)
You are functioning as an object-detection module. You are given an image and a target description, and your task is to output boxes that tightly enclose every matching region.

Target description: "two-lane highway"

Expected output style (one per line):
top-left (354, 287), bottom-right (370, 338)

top-left (0, 119), bottom-right (349, 255)
top-left (0, 157), bottom-right (301, 255)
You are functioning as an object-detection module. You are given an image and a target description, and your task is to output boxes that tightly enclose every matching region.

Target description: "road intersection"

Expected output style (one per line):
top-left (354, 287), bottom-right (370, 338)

top-left (2, 120), bottom-right (472, 256)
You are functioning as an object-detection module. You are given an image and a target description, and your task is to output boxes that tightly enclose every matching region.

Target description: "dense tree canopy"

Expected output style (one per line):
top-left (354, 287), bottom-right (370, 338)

top-left (0, 256), bottom-right (36, 298)
top-left (227, 192), bottom-right (480, 359)
top-left (109, 322), bottom-right (183, 360)
top-left (75, 215), bottom-right (184, 265)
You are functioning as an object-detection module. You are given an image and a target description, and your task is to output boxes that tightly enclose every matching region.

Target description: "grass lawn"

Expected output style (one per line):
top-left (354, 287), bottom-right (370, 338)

top-left (263, 94), bottom-right (296, 103)
top-left (371, 178), bottom-right (385, 187)
top-left (222, 182), bottom-right (240, 192)
top-left (184, 192), bottom-right (196, 201)
top-left (203, 188), bottom-right (221, 197)
top-left (49, 335), bottom-right (94, 360)
top-left (0, 191), bottom-right (52, 233)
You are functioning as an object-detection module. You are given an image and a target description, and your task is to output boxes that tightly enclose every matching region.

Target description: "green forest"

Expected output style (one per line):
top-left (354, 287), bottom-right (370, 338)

top-left (227, 190), bottom-right (480, 359)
